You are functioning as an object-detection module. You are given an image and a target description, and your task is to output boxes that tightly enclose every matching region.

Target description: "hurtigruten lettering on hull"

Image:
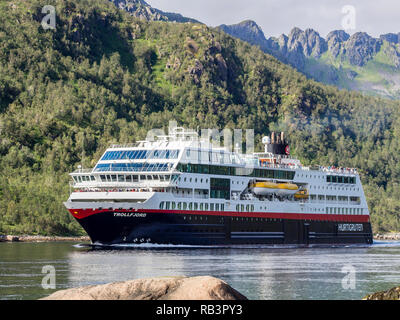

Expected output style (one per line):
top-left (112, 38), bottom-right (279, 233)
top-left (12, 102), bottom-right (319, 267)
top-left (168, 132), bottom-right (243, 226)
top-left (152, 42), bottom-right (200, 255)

top-left (64, 127), bottom-right (373, 246)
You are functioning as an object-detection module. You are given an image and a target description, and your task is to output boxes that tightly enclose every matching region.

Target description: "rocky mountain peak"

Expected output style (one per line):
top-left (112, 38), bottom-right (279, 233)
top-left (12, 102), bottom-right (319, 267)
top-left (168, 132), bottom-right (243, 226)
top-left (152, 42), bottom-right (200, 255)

top-left (326, 30), bottom-right (350, 57)
top-left (345, 32), bottom-right (382, 66)
top-left (286, 27), bottom-right (326, 58)
top-left (108, 0), bottom-right (200, 23)
top-left (380, 33), bottom-right (400, 44)
top-left (218, 20), bottom-right (268, 49)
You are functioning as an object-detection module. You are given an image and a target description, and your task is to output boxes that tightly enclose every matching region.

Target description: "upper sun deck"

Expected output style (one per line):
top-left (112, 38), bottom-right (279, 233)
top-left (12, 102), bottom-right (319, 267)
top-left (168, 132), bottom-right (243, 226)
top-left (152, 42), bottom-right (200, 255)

top-left (70, 127), bottom-right (359, 177)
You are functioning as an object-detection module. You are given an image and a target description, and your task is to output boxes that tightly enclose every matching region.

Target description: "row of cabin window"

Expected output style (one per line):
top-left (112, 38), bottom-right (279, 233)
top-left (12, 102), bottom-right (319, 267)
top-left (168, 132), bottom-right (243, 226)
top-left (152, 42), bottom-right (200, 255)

top-left (236, 204), bottom-right (255, 212)
top-left (181, 216), bottom-right (278, 223)
top-left (310, 185), bottom-right (360, 192)
top-left (176, 163), bottom-right (295, 180)
top-left (326, 175), bottom-right (356, 184)
top-left (74, 175), bottom-right (95, 183)
top-left (99, 174), bottom-right (171, 183)
top-left (159, 202), bottom-right (225, 211)
top-left (101, 150), bottom-right (179, 161)
top-left (184, 149), bottom-right (237, 163)
top-left (327, 207), bottom-right (364, 215)
top-left (310, 195), bottom-right (361, 203)
top-left (159, 202), bottom-right (255, 212)
top-left (74, 174), bottom-right (171, 183)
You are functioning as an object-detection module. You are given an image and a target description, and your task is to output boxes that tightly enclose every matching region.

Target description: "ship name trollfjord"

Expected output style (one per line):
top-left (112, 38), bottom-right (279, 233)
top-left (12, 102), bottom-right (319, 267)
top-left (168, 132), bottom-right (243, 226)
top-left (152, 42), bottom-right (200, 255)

top-left (64, 127), bottom-right (373, 246)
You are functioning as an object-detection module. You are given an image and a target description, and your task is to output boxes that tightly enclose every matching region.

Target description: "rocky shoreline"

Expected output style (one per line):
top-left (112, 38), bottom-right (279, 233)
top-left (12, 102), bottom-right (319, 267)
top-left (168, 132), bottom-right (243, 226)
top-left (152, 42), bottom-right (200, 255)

top-left (0, 235), bottom-right (90, 242)
top-left (374, 233), bottom-right (400, 241)
top-left (364, 286), bottom-right (400, 300)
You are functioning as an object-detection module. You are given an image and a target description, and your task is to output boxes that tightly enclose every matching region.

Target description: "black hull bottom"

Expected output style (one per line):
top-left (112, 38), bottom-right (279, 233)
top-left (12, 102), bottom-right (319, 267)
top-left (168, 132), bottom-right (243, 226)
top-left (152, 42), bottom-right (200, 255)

top-left (74, 211), bottom-right (373, 246)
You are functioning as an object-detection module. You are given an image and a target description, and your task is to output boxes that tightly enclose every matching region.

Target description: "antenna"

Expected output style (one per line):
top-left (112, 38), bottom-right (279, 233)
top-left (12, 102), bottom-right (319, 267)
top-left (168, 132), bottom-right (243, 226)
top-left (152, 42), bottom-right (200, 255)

top-left (81, 132), bottom-right (84, 170)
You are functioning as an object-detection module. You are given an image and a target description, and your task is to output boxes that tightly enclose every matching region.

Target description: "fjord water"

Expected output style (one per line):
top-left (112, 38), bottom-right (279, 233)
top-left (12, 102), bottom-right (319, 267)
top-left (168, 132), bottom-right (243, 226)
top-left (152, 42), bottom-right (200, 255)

top-left (1, 242), bottom-right (400, 300)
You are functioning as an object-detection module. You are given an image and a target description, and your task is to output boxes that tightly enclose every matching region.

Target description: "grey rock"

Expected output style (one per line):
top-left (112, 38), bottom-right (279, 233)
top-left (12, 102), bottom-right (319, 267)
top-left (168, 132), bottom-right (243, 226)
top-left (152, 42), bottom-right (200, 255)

top-left (364, 286), bottom-right (400, 300)
top-left (188, 60), bottom-right (204, 84)
top-left (347, 70), bottom-right (358, 80)
top-left (303, 28), bottom-right (327, 58)
top-left (326, 30), bottom-right (350, 58)
top-left (41, 276), bottom-right (248, 300)
top-left (218, 20), bottom-right (268, 50)
top-left (380, 33), bottom-right (400, 44)
top-left (109, 0), bottom-right (201, 23)
top-left (215, 54), bottom-right (228, 82)
top-left (344, 32), bottom-right (382, 66)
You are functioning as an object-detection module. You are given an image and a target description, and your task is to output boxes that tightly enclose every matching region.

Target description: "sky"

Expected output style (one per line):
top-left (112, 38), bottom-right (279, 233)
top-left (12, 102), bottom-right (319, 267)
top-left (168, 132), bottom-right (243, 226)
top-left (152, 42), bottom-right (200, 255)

top-left (146, 0), bottom-right (400, 38)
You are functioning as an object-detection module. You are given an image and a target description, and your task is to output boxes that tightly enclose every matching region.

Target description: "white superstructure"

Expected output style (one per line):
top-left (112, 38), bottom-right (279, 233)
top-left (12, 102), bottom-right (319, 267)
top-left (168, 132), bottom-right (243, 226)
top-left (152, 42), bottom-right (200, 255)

top-left (65, 127), bottom-right (369, 221)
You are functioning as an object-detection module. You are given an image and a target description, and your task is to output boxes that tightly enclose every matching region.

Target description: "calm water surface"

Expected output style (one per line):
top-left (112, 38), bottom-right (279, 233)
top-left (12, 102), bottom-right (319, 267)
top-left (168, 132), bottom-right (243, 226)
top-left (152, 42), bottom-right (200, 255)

top-left (1, 241), bottom-right (400, 300)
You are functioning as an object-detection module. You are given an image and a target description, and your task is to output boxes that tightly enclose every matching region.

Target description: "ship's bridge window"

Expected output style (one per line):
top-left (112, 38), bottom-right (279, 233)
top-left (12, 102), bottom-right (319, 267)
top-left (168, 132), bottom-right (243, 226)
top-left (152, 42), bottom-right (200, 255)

top-left (101, 150), bottom-right (179, 161)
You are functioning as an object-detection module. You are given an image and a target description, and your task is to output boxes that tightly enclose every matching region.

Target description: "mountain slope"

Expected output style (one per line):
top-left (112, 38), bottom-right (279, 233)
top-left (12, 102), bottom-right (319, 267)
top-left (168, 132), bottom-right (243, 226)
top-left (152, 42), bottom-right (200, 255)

top-left (1, 0), bottom-right (400, 234)
top-left (109, 0), bottom-right (201, 23)
top-left (219, 21), bottom-right (400, 99)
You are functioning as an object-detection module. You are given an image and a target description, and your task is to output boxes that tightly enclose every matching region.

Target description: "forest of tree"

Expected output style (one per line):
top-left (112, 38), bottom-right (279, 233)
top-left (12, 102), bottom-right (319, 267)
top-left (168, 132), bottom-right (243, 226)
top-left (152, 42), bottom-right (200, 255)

top-left (1, 0), bottom-right (400, 235)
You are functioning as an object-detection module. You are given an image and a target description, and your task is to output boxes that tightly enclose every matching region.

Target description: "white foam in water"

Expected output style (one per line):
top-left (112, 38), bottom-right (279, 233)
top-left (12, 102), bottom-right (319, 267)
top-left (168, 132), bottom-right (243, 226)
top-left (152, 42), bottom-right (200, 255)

top-left (85, 242), bottom-right (347, 250)
top-left (371, 240), bottom-right (400, 247)
top-left (73, 240), bottom-right (400, 250)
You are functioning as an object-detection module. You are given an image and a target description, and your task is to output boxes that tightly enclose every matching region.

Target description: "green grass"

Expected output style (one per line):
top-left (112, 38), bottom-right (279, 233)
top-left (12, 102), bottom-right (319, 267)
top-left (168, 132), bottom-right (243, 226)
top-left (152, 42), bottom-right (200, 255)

top-left (151, 56), bottom-right (174, 93)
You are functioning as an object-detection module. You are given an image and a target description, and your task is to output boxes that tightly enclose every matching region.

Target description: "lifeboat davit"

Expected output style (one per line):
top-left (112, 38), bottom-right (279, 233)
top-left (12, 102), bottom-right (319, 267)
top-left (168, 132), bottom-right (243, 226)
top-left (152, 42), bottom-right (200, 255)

top-left (252, 182), bottom-right (299, 196)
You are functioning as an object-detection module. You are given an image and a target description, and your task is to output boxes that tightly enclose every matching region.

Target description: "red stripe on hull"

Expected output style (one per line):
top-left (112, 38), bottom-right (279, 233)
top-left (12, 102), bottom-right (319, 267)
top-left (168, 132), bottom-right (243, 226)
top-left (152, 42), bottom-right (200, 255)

top-left (68, 208), bottom-right (370, 223)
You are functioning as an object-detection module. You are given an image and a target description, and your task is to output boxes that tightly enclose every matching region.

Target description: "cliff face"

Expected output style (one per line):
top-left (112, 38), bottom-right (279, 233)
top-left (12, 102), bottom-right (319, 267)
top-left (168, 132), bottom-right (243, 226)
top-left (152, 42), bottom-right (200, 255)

top-left (219, 20), bottom-right (400, 99)
top-left (219, 20), bottom-right (269, 50)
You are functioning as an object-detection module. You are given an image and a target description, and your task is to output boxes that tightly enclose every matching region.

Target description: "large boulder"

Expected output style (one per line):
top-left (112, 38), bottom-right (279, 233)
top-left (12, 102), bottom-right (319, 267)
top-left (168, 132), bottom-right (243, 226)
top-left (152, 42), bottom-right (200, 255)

top-left (364, 286), bottom-right (400, 300)
top-left (41, 276), bottom-right (247, 300)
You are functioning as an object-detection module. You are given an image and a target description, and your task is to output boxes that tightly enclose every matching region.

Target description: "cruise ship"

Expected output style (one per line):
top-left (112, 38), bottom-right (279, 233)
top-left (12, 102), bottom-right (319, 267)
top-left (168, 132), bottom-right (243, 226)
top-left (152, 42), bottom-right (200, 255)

top-left (64, 127), bottom-right (373, 246)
